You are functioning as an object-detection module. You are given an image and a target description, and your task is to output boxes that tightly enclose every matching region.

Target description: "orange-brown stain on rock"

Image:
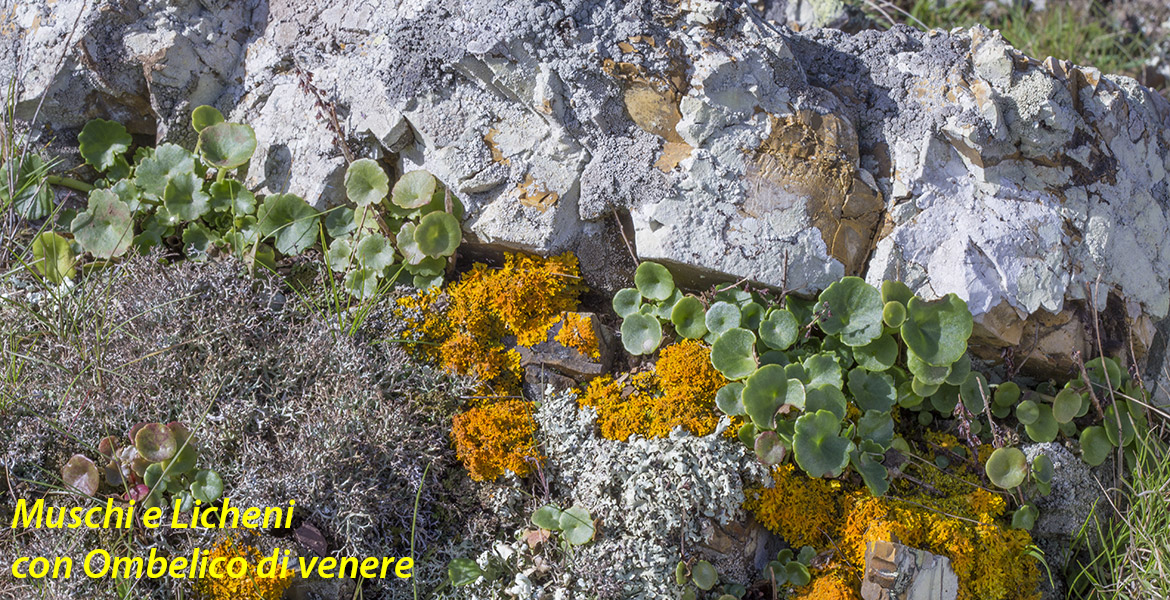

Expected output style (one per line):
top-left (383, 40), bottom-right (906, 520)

top-left (752, 110), bottom-right (885, 275)
top-left (603, 58), bottom-right (694, 173)
top-left (484, 128), bottom-right (511, 165)
top-left (517, 174), bottom-right (558, 212)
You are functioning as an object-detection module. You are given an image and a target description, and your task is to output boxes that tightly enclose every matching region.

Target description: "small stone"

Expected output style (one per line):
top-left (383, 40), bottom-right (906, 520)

top-left (861, 540), bottom-right (958, 600)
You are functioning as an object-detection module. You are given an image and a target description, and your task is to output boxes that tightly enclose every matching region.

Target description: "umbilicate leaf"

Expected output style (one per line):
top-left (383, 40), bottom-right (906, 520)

top-left (135, 423), bottom-right (178, 462)
top-left (759, 309), bottom-right (798, 350)
top-left (62, 454), bottom-right (100, 497)
top-left (414, 211), bottom-right (461, 258)
top-left (391, 170), bottom-right (437, 209)
top-left (558, 506), bottom-right (595, 545)
top-left (191, 105), bottom-right (225, 133)
top-left (78, 118), bottom-right (132, 172)
top-left (743, 364), bottom-right (788, 430)
top-left (900, 294), bottom-right (973, 367)
top-left (198, 122), bottom-right (257, 169)
top-left (345, 158), bottom-right (390, 207)
top-left (705, 302), bottom-right (742, 337)
top-left (613, 288), bottom-right (642, 318)
top-left (985, 447), bottom-right (1028, 489)
top-left (621, 313), bottom-right (662, 356)
top-left (710, 327), bottom-right (757, 380)
top-left (793, 410), bottom-right (853, 478)
top-left (190, 469), bottom-right (224, 503)
top-left (71, 189), bottom-right (134, 259)
top-left (634, 261), bottom-right (674, 301)
top-left (30, 232), bottom-right (76, 284)
top-left (671, 296), bottom-right (708, 339)
top-left (257, 193), bottom-right (320, 255)
top-left (817, 277), bottom-right (883, 346)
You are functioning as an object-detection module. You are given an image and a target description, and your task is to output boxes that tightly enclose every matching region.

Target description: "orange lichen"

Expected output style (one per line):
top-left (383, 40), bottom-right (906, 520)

top-left (745, 463), bottom-right (843, 548)
top-left (578, 341), bottom-right (727, 440)
top-left (194, 536), bottom-right (292, 600)
top-left (790, 567), bottom-right (860, 600)
top-left (451, 400), bottom-right (542, 481)
top-left (746, 443), bottom-right (1040, 600)
top-left (395, 252), bottom-right (584, 481)
top-left (555, 312), bottom-right (600, 359)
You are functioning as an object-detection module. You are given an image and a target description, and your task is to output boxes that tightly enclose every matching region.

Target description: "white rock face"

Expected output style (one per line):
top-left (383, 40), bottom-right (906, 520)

top-left (6, 0), bottom-right (1170, 387)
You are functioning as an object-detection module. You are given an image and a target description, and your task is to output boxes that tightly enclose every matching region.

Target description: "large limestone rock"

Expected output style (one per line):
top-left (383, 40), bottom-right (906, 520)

top-left (6, 0), bottom-right (1170, 391)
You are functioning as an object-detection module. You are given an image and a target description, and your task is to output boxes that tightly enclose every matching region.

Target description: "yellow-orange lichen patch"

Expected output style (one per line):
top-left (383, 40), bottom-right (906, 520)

top-left (194, 536), bottom-right (292, 600)
top-left (555, 312), bottom-right (600, 359)
top-left (451, 400), bottom-right (542, 482)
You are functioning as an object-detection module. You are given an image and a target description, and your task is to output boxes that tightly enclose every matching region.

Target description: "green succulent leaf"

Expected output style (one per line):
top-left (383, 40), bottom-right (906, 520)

top-left (759, 309), bottom-right (798, 350)
top-left (1016, 400), bottom-right (1040, 425)
top-left (1031, 454), bottom-right (1054, 485)
top-left (653, 288), bottom-right (683, 320)
top-left (1103, 403), bottom-right (1136, 447)
top-left (163, 172), bottom-right (211, 221)
top-left (1011, 504), bottom-right (1039, 530)
top-left (882, 301), bottom-right (907, 328)
top-left (671, 296), bottom-right (709, 339)
top-left (621, 313), bottom-right (663, 356)
top-left (613, 288), bottom-right (643, 318)
top-left (415, 211), bottom-right (462, 258)
top-left (448, 558), bottom-right (484, 586)
top-left (71, 189), bottom-right (134, 259)
top-left (805, 384), bottom-right (847, 420)
top-left (135, 423), bottom-right (178, 462)
top-left (633, 261), bottom-right (675, 301)
top-left (851, 445), bottom-right (890, 497)
top-left (257, 193), bottom-right (319, 255)
top-left (344, 158), bottom-right (390, 206)
top-left (743, 364), bottom-right (789, 430)
top-left (209, 179), bottom-right (255, 215)
top-left (198, 122), bottom-right (257, 169)
top-left (994, 382), bottom-right (1021, 407)
top-left (881, 280), bottom-right (913, 305)
top-left (716, 382), bottom-right (746, 416)
top-left (78, 118), bottom-right (132, 171)
top-left (907, 349), bottom-right (951, 386)
top-left (559, 506), bottom-right (595, 546)
top-left (985, 447), bottom-right (1028, 489)
top-left (191, 105), bottom-right (225, 133)
top-left (705, 301), bottom-right (742, 337)
top-left (959, 372), bottom-right (990, 413)
top-left (738, 422), bottom-right (758, 447)
top-left (135, 143), bottom-right (196, 198)
top-left (190, 469), bottom-right (224, 503)
top-left (1080, 426), bottom-right (1111, 466)
top-left (900, 294), bottom-right (973, 367)
top-left (847, 368), bottom-right (897, 413)
top-left (345, 268), bottom-right (381, 299)
top-left (356, 233), bottom-right (396, 270)
top-left (858, 411), bottom-right (894, 450)
top-left (1085, 357), bottom-right (1123, 392)
top-left (531, 505), bottom-right (563, 530)
top-left (793, 410), bottom-right (854, 479)
top-left (691, 560), bottom-right (718, 591)
top-left (1053, 388), bottom-right (1081, 424)
top-left (804, 353), bottom-right (843, 389)
top-left (710, 327), bottom-right (757, 380)
top-left (62, 454), bottom-right (100, 497)
top-left (817, 277), bottom-right (884, 346)
top-left (30, 232), bottom-right (76, 284)
top-left (391, 170), bottom-right (437, 209)
top-left (853, 333), bottom-right (897, 371)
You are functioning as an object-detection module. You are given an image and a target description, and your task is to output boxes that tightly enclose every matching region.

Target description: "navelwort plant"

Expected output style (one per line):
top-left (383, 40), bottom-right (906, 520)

top-left (447, 503), bottom-right (596, 587)
top-left (675, 557), bottom-right (749, 600)
top-left (616, 262), bottom-right (1153, 529)
top-left (62, 421), bottom-right (222, 511)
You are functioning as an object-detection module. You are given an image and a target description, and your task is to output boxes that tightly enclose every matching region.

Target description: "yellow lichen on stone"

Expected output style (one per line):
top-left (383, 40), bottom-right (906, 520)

top-left (451, 399), bottom-right (542, 482)
top-left (554, 312), bottom-right (600, 359)
top-left (746, 440), bottom-right (1040, 600)
top-left (578, 340), bottom-right (727, 440)
top-left (194, 536), bottom-right (292, 600)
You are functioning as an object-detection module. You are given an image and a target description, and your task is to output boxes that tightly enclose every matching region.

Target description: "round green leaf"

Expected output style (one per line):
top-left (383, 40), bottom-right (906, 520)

top-left (911, 377), bottom-right (939, 398)
top-left (345, 267), bottom-right (380, 299)
top-left (1031, 454), bottom-right (1054, 485)
top-left (900, 294), bottom-right (973, 367)
top-left (30, 232), bottom-right (76, 284)
top-left (959, 372), bottom-right (990, 413)
top-left (634, 261), bottom-right (674, 301)
top-left (944, 353), bottom-right (973, 386)
top-left (755, 430), bottom-right (787, 465)
top-left (1053, 388), bottom-right (1081, 424)
top-left (675, 561), bottom-right (688, 586)
top-left (805, 384), bottom-right (847, 420)
top-left (881, 280), bottom-right (913, 305)
top-left (985, 447), bottom-right (1028, 489)
top-left (391, 170), bottom-right (437, 209)
top-left (738, 422), bottom-right (758, 447)
top-left (198, 122), bottom-right (257, 169)
top-left (847, 368), bottom-right (897, 413)
top-left (558, 506), bottom-right (595, 546)
top-left (705, 301), bottom-right (742, 336)
top-left (191, 105), bottom-right (225, 133)
top-left (716, 382), bottom-right (746, 416)
top-left (882, 301), bottom-right (906, 328)
top-left (853, 333), bottom-right (897, 371)
top-left (804, 353), bottom-right (843, 389)
top-left (135, 423), bottom-right (178, 462)
top-left (817, 276), bottom-right (883, 346)
top-left (163, 172), bottom-right (211, 221)
top-left (1085, 357), bottom-right (1123, 392)
top-left (1012, 504), bottom-right (1038, 530)
top-left (691, 560), bottom-right (717, 591)
top-left (1025, 404), bottom-right (1059, 442)
top-left (759, 309), bottom-right (798, 350)
top-left (209, 179), bottom-right (255, 215)
top-left (1016, 400), bottom-right (1040, 425)
top-left (858, 411), bottom-right (895, 450)
top-left (1103, 404), bottom-right (1136, 447)
top-left (415, 211), bottom-right (462, 258)
top-left (671, 296), bottom-right (709, 339)
top-left (78, 118), bottom-right (132, 172)
top-left (71, 189), bottom-right (134, 259)
top-left (613, 288), bottom-right (642, 318)
top-left (190, 470), bottom-right (224, 503)
top-left (907, 349), bottom-right (951, 385)
top-left (448, 558), bottom-right (484, 586)
top-left (743, 364), bottom-right (789, 430)
top-left (621, 313), bottom-right (662, 356)
top-left (257, 193), bottom-right (319, 255)
top-left (1080, 426), bottom-right (1111, 466)
top-left (710, 327), bottom-right (757, 380)
top-left (994, 382), bottom-right (1021, 407)
top-left (531, 505), bottom-right (563, 530)
top-left (135, 143), bottom-right (196, 198)
top-left (344, 158), bottom-right (390, 207)
top-left (356, 233), bottom-right (396, 270)
top-left (793, 410), bottom-right (853, 478)
top-left (62, 454), bottom-right (100, 497)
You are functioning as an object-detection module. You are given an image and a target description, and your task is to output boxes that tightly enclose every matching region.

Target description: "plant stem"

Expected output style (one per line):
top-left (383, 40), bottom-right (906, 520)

top-left (215, 168), bottom-right (227, 184)
top-left (45, 175), bottom-right (93, 193)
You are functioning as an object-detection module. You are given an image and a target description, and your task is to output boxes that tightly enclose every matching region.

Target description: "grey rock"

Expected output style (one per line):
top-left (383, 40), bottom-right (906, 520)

top-left (8, 0), bottom-right (1170, 387)
top-left (1023, 442), bottom-right (1102, 600)
top-left (861, 540), bottom-right (959, 600)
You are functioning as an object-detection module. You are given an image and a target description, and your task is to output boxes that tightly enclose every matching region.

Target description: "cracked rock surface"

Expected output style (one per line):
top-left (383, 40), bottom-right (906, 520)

top-left (6, 0), bottom-right (1170, 391)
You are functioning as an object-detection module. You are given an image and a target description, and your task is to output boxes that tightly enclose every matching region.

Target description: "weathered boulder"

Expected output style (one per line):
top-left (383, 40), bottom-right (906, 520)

top-left (6, 0), bottom-right (1170, 389)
